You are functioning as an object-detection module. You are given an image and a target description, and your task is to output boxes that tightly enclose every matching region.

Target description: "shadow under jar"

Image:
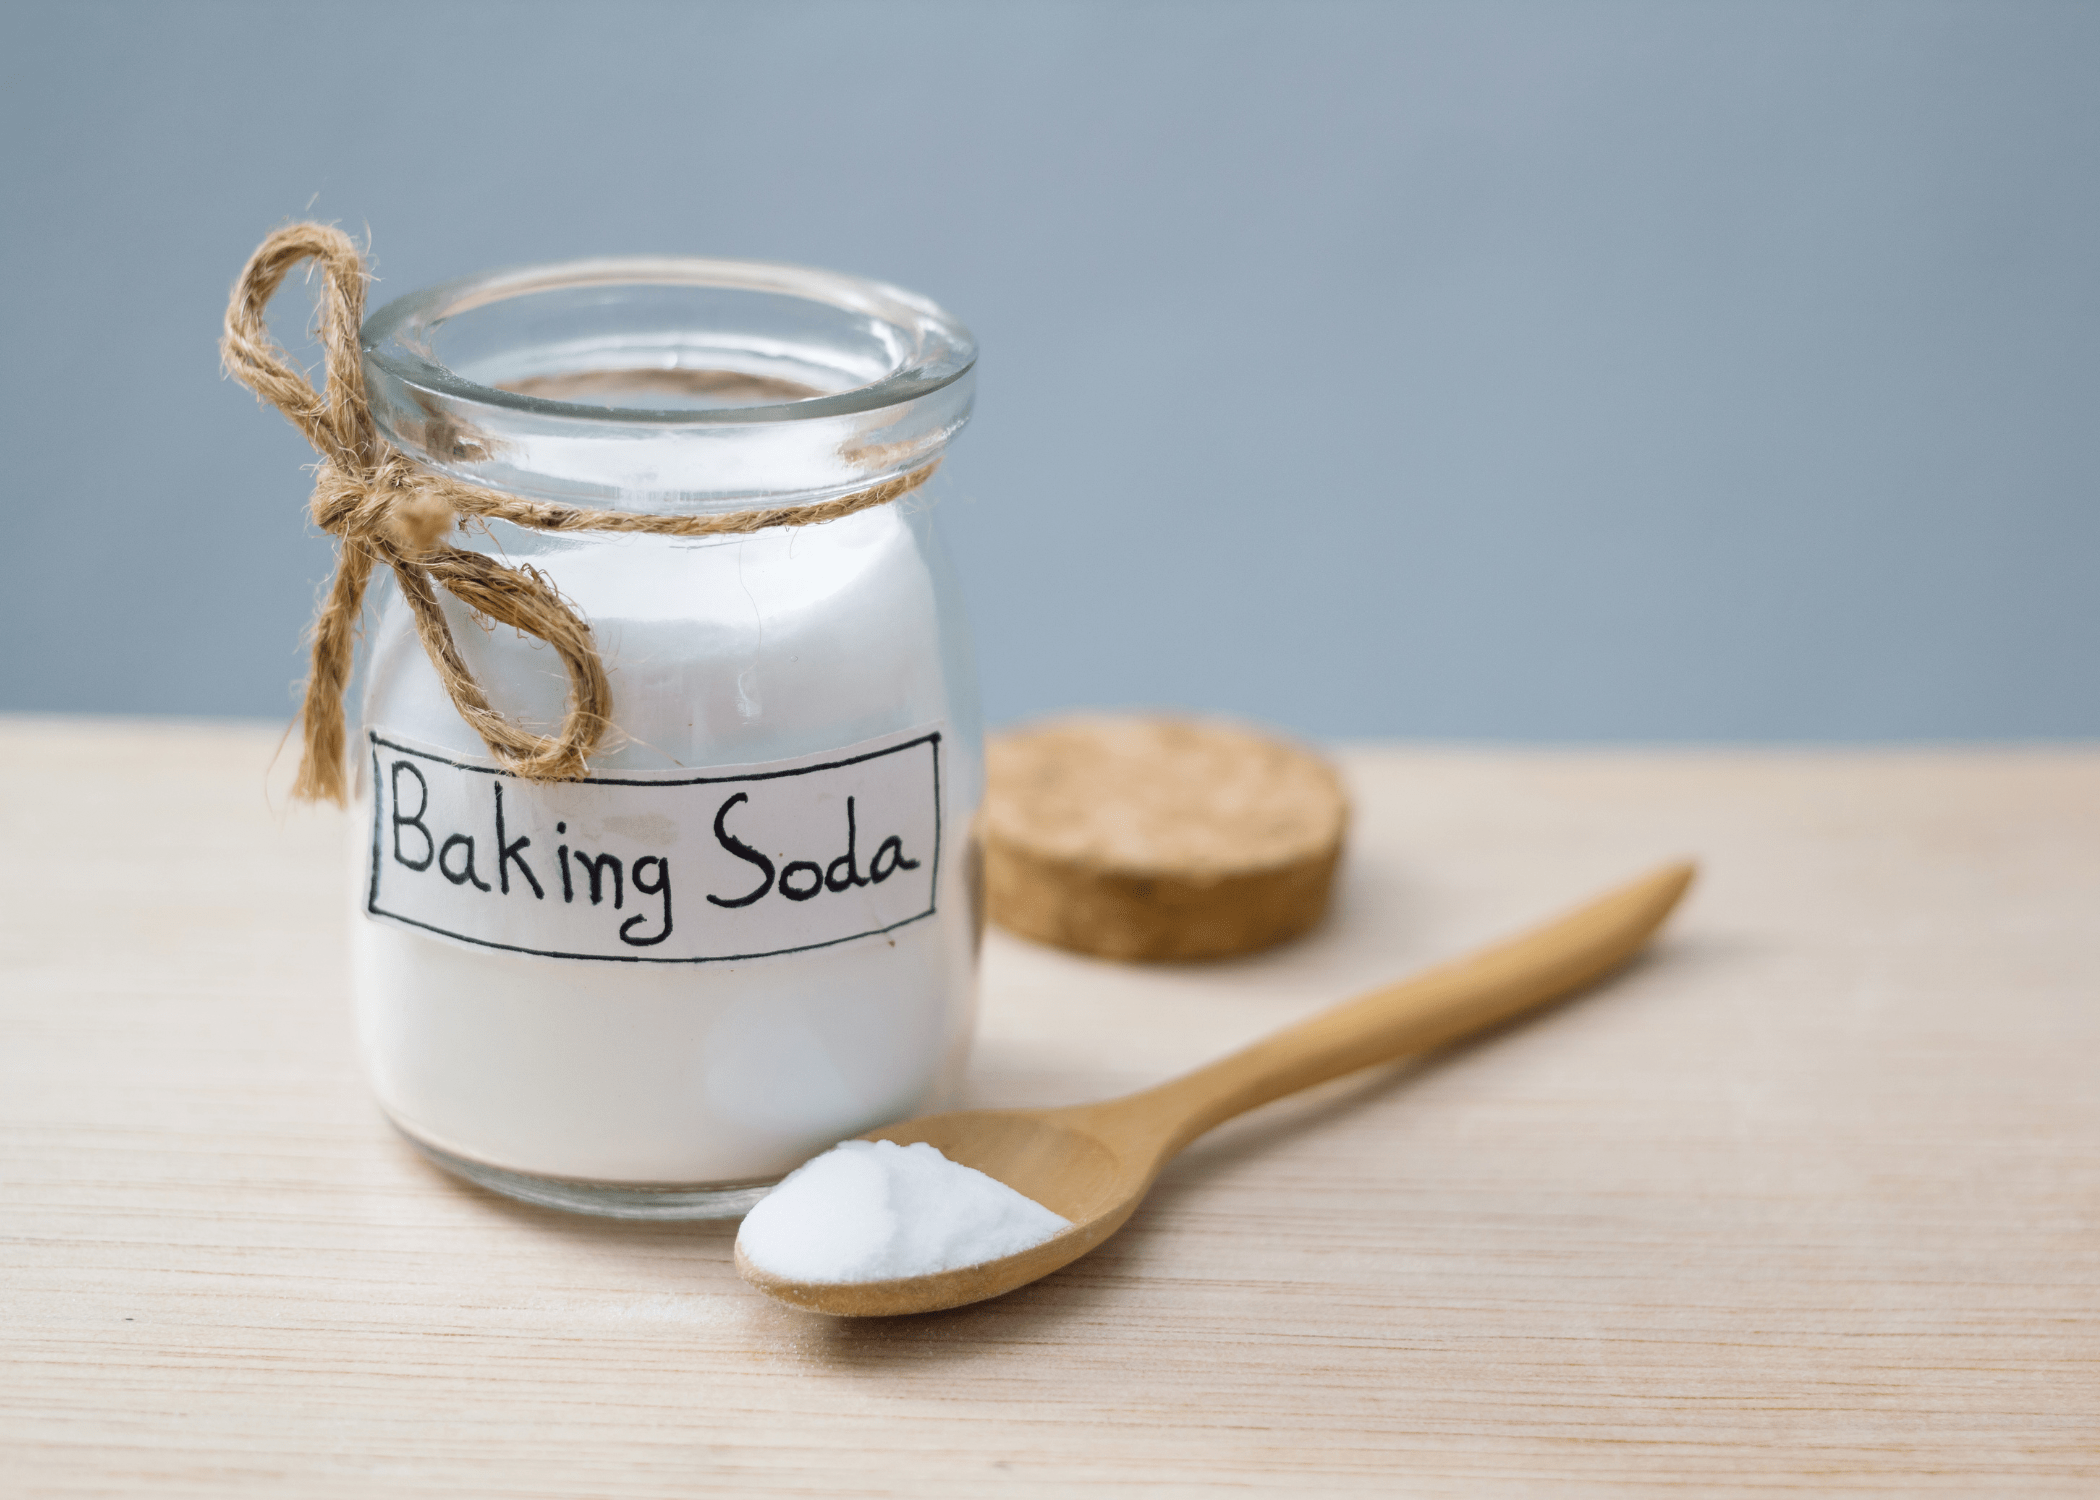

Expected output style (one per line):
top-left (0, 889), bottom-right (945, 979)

top-left (351, 257), bottom-right (983, 1218)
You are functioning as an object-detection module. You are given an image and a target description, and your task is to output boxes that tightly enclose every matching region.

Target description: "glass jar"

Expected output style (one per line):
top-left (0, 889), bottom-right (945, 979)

top-left (349, 256), bottom-right (982, 1218)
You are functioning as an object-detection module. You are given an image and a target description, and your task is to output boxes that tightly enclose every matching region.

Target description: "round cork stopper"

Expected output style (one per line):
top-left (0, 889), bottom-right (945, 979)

top-left (983, 716), bottom-right (1349, 962)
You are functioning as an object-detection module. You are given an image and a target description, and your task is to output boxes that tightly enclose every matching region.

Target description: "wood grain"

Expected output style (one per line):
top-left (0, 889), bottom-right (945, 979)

top-left (2, 717), bottom-right (2095, 1496)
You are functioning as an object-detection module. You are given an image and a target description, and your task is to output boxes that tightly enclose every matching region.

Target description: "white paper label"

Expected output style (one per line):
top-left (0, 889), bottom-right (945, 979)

top-left (364, 726), bottom-right (944, 964)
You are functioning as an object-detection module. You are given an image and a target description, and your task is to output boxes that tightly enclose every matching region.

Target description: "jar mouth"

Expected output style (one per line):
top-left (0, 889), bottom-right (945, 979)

top-left (358, 256), bottom-right (976, 508)
top-left (361, 256), bottom-right (976, 428)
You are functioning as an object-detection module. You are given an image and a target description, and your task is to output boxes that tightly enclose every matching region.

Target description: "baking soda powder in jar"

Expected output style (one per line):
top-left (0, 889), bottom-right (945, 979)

top-left (314, 253), bottom-right (984, 1217)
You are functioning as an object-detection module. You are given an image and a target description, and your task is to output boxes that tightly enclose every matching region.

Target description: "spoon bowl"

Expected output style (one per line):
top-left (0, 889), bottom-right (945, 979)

top-left (738, 860), bottom-right (1696, 1316)
top-left (736, 1105), bottom-right (1160, 1315)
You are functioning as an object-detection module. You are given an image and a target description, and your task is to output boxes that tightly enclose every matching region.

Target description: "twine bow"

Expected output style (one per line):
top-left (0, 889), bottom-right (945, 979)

top-left (221, 223), bottom-right (934, 804)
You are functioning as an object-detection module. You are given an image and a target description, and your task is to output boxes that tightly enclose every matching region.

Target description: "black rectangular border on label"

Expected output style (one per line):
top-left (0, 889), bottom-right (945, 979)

top-left (365, 729), bottom-right (944, 965)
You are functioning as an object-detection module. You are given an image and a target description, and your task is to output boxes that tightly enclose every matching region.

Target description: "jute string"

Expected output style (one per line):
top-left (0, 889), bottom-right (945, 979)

top-left (221, 223), bottom-right (934, 804)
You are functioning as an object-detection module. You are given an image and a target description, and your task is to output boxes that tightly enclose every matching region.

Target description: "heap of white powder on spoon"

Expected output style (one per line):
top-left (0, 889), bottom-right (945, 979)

top-left (736, 1140), bottom-right (1070, 1284)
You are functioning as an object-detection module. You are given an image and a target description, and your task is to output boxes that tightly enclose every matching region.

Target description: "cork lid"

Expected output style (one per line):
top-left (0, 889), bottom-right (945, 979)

top-left (983, 715), bottom-right (1349, 962)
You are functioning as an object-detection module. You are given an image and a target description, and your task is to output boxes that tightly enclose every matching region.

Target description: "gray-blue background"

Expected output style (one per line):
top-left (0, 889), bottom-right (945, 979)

top-left (3, 1), bottom-right (2094, 740)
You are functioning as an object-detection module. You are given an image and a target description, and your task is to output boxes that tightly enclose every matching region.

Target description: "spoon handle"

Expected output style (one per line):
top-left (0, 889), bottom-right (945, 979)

top-left (1101, 861), bottom-right (1697, 1160)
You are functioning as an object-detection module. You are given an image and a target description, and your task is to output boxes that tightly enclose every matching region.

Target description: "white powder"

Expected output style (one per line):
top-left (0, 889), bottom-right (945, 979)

top-left (736, 1140), bottom-right (1070, 1283)
top-left (354, 507), bottom-right (983, 1188)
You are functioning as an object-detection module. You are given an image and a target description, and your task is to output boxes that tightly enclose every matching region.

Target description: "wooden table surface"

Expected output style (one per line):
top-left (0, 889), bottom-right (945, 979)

top-left (3, 717), bottom-right (2094, 1496)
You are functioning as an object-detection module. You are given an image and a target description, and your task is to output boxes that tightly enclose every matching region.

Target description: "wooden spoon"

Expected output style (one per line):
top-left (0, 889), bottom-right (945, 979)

top-left (737, 860), bottom-right (1696, 1316)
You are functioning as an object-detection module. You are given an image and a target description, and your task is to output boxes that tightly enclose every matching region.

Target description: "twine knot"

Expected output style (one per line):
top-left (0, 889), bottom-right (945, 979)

top-left (310, 453), bottom-right (457, 556)
top-left (222, 223), bottom-right (934, 804)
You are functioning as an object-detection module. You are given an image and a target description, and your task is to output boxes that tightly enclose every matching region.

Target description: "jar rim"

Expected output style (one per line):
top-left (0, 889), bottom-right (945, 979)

top-left (360, 255), bottom-right (977, 429)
